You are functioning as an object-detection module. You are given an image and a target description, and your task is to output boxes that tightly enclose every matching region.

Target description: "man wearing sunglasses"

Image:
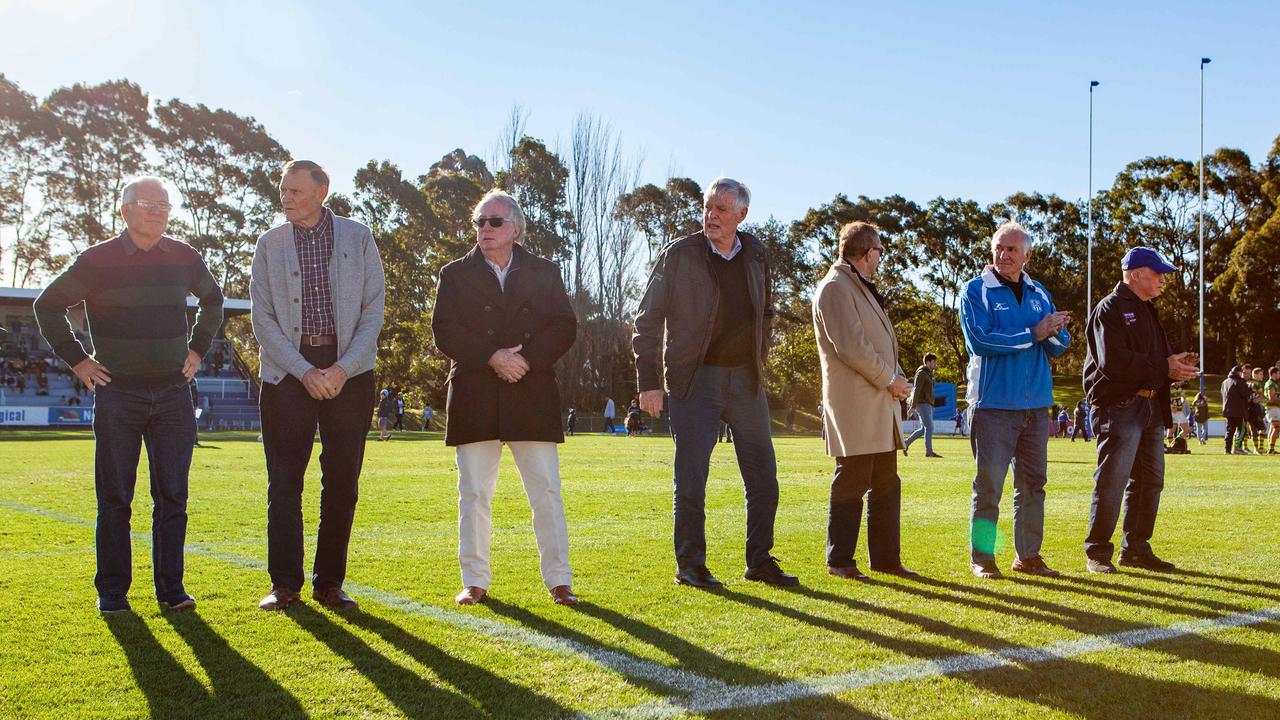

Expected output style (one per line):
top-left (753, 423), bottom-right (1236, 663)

top-left (634, 177), bottom-right (798, 589)
top-left (34, 176), bottom-right (225, 613)
top-left (433, 189), bottom-right (579, 606)
top-left (250, 160), bottom-right (385, 611)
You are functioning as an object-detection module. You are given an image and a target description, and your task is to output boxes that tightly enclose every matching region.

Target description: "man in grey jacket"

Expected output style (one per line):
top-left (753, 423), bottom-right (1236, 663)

top-left (633, 176), bottom-right (797, 589)
top-left (903, 353), bottom-right (941, 458)
top-left (250, 160), bottom-right (385, 611)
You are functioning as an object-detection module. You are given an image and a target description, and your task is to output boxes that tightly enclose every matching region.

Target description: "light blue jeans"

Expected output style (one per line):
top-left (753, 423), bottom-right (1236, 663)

top-left (904, 404), bottom-right (935, 454)
top-left (969, 407), bottom-right (1049, 563)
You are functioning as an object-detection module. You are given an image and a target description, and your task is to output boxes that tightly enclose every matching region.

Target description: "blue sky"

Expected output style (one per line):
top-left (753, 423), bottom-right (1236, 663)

top-left (2, 0), bottom-right (1277, 225)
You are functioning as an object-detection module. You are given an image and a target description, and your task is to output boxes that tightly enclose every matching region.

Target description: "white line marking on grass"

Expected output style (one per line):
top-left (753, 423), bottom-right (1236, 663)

top-left (588, 604), bottom-right (1280, 719)
top-left (0, 500), bottom-right (725, 696)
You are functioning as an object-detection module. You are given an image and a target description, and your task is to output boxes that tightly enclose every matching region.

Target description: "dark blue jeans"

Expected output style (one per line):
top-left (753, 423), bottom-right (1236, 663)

top-left (92, 380), bottom-right (195, 604)
top-left (668, 365), bottom-right (778, 569)
top-left (970, 407), bottom-right (1049, 563)
top-left (827, 451), bottom-right (901, 569)
top-left (1085, 396), bottom-right (1166, 561)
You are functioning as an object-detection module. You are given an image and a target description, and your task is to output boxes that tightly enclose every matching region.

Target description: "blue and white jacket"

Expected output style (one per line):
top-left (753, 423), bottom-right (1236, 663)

top-left (960, 266), bottom-right (1069, 410)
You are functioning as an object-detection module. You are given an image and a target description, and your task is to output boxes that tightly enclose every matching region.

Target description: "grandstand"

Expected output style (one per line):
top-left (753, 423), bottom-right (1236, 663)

top-left (0, 287), bottom-right (259, 429)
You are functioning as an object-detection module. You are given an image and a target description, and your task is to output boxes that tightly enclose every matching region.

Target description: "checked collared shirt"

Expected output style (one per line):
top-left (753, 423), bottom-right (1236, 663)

top-left (293, 208), bottom-right (337, 336)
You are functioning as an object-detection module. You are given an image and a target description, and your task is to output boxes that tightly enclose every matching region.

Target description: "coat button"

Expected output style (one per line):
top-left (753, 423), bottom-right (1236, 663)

top-left (484, 305), bottom-right (492, 312)
top-left (524, 332), bottom-right (531, 339)
top-left (293, 298), bottom-right (299, 303)
top-left (293, 326), bottom-right (299, 332)
top-left (521, 307), bottom-right (529, 314)
top-left (487, 329), bottom-right (494, 335)
top-left (292, 271), bottom-right (299, 277)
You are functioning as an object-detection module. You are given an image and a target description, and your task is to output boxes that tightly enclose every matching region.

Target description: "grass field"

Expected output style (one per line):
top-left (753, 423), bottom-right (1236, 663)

top-left (2, 429), bottom-right (1279, 719)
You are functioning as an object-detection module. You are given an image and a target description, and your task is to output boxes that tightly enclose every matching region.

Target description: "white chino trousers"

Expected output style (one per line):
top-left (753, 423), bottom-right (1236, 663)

top-left (455, 440), bottom-right (572, 590)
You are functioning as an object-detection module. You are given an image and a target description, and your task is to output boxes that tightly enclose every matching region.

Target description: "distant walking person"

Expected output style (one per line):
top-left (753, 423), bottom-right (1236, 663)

top-left (602, 397), bottom-right (616, 434)
top-left (813, 222), bottom-right (919, 581)
top-left (634, 176), bottom-right (798, 588)
top-left (251, 160), bottom-right (385, 611)
top-left (1083, 248), bottom-right (1198, 573)
top-left (1221, 367), bottom-right (1252, 456)
top-left (433, 189), bottom-right (579, 606)
top-left (1071, 399), bottom-right (1089, 442)
top-left (960, 222), bottom-right (1071, 579)
top-left (34, 176), bottom-right (225, 613)
top-left (903, 353), bottom-right (941, 458)
top-left (376, 389), bottom-right (396, 441)
top-left (566, 408), bottom-right (576, 436)
top-left (1192, 391), bottom-right (1210, 445)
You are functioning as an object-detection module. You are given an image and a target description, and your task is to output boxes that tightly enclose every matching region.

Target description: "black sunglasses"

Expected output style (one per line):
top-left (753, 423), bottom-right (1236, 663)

top-left (473, 217), bottom-right (509, 229)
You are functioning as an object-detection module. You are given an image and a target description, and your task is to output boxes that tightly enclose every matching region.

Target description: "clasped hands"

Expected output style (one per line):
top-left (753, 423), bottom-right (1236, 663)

top-left (1033, 311), bottom-right (1072, 342)
top-left (1167, 352), bottom-right (1199, 382)
top-left (488, 345), bottom-right (528, 384)
top-left (887, 374), bottom-right (913, 402)
top-left (302, 365), bottom-right (349, 400)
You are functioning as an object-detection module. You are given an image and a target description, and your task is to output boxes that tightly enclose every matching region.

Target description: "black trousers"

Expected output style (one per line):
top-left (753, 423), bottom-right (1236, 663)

top-left (260, 344), bottom-right (374, 591)
top-left (827, 451), bottom-right (902, 569)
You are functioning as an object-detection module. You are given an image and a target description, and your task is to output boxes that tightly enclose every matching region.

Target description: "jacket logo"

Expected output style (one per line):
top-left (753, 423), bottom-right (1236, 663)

top-left (993, 302), bottom-right (1010, 311)
top-left (1123, 312), bottom-right (1137, 325)
top-left (1030, 300), bottom-right (1043, 312)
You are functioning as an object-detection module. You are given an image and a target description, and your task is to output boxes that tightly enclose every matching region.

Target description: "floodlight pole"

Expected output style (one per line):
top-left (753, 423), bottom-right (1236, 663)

top-left (1199, 57), bottom-right (1211, 392)
top-left (1087, 80), bottom-right (1099, 316)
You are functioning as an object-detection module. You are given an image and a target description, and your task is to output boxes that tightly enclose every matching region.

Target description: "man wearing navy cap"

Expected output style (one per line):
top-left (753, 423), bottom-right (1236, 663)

top-left (1082, 247), bottom-right (1199, 573)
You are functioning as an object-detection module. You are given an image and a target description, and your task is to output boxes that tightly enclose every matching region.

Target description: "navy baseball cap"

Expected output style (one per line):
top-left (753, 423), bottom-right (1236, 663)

top-left (1122, 247), bottom-right (1177, 273)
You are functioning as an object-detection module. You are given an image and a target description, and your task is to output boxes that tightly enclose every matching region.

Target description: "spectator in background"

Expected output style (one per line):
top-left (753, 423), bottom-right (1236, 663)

top-left (393, 391), bottom-right (405, 431)
top-left (1071, 400), bottom-right (1090, 442)
top-left (1192, 390), bottom-right (1210, 445)
top-left (903, 353), bottom-right (941, 458)
top-left (565, 407), bottom-right (576, 436)
top-left (626, 399), bottom-right (644, 436)
top-left (376, 389), bottom-right (395, 441)
top-left (1265, 366), bottom-right (1280, 454)
top-left (718, 420), bottom-right (733, 443)
top-left (1221, 367), bottom-right (1252, 455)
top-left (602, 397), bottom-right (616, 434)
top-left (422, 404), bottom-right (434, 432)
top-left (1056, 407), bottom-right (1071, 438)
top-left (1247, 367), bottom-right (1268, 454)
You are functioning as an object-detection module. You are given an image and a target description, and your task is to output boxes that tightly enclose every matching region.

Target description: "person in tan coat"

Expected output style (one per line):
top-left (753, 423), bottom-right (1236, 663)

top-left (812, 222), bottom-right (919, 581)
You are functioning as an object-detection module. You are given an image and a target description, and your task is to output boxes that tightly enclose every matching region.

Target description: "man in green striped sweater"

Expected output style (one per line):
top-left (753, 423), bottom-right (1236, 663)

top-left (34, 176), bottom-right (224, 614)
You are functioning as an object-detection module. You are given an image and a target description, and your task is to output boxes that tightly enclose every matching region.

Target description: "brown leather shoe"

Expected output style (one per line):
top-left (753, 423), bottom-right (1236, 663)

top-left (312, 586), bottom-right (358, 610)
top-left (259, 587), bottom-right (301, 611)
top-left (455, 586), bottom-right (487, 605)
top-left (1012, 555), bottom-right (1061, 578)
top-left (971, 559), bottom-right (1003, 579)
top-left (550, 585), bottom-right (579, 606)
top-left (872, 564), bottom-right (921, 579)
top-left (828, 564), bottom-right (870, 581)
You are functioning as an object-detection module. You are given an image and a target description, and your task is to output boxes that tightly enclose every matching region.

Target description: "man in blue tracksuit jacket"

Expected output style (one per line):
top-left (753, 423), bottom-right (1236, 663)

top-left (960, 222), bottom-right (1071, 579)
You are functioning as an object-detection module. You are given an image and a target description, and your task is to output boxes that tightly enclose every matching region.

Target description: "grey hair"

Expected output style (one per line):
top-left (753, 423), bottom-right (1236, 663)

top-left (704, 176), bottom-right (751, 211)
top-left (472, 189), bottom-right (526, 241)
top-left (991, 220), bottom-right (1033, 248)
top-left (119, 176), bottom-right (172, 209)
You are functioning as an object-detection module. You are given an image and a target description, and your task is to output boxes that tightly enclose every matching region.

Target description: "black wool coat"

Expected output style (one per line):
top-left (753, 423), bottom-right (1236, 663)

top-left (432, 244), bottom-right (577, 446)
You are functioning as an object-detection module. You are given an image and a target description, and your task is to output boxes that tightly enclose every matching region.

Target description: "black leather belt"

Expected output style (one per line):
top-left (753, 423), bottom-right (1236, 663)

top-left (301, 334), bottom-right (337, 347)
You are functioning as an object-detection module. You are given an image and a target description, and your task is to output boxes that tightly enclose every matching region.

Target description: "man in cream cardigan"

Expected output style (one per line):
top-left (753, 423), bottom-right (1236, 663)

top-left (250, 160), bottom-right (385, 611)
top-left (813, 222), bottom-right (918, 581)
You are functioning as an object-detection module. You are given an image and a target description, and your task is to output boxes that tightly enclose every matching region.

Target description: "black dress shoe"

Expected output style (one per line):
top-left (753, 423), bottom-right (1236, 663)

top-left (675, 565), bottom-right (723, 589)
top-left (1118, 551), bottom-right (1176, 572)
top-left (872, 564), bottom-right (921, 578)
top-left (828, 564), bottom-right (870, 581)
top-left (744, 556), bottom-right (800, 586)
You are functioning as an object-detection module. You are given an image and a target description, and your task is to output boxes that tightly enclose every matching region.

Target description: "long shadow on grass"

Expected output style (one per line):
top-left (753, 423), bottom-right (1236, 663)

top-left (1011, 573), bottom-right (1252, 615)
top-left (290, 604), bottom-right (491, 719)
top-left (1123, 570), bottom-right (1280, 604)
top-left (717, 586), bottom-right (1280, 719)
top-left (162, 611), bottom-right (306, 718)
top-left (485, 597), bottom-right (880, 717)
top-left (807, 582), bottom-right (1280, 682)
top-left (104, 613), bottom-right (208, 716)
top-left (342, 608), bottom-right (571, 719)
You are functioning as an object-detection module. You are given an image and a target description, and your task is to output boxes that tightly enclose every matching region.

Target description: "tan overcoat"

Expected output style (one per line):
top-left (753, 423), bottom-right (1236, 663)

top-left (812, 260), bottom-right (904, 457)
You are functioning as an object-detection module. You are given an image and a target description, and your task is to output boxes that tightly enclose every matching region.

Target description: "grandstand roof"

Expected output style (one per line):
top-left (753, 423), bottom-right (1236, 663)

top-left (0, 287), bottom-right (251, 316)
